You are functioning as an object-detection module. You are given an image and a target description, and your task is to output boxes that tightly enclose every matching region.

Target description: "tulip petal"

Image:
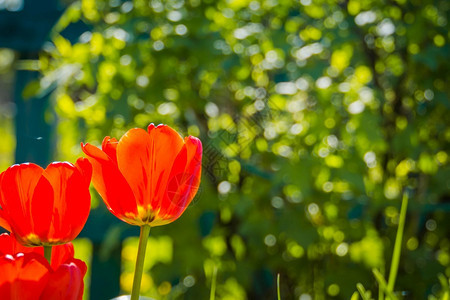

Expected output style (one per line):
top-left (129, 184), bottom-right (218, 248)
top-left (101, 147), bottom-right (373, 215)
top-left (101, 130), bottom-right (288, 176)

top-left (0, 171), bottom-right (11, 232)
top-left (117, 126), bottom-right (184, 212)
top-left (0, 253), bottom-right (50, 300)
top-left (0, 210), bottom-right (11, 233)
top-left (50, 243), bottom-right (75, 271)
top-left (41, 259), bottom-right (87, 300)
top-left (43, 162), bottom-right (90, 243)
top-left (82, 143), bottom-right (138, 223)
top-left (0, 164), bottom-right (53, 245)
top-left (102, 136), bottom-right (119, 165)
top-left (156, 136), bottom-right (202, 224)
top-left (75, 157), bottom-right (92, 187)
top-left (0, 233), bottom-right (43, 256)
top-left (28, 175), bottom-right (54, 245)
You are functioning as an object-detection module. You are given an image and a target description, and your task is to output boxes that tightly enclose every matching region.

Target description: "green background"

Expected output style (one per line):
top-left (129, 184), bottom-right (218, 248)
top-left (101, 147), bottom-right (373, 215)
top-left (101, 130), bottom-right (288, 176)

top-left (0, 0), bottom-right (449, 299)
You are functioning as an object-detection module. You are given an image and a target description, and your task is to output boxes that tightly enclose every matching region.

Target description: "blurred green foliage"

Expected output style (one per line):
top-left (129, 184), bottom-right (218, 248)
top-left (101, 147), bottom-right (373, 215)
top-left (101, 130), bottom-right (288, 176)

top-left (0, 49), bottom-right (16, 171)
top-left (15, 0), bottom-right (450, 298)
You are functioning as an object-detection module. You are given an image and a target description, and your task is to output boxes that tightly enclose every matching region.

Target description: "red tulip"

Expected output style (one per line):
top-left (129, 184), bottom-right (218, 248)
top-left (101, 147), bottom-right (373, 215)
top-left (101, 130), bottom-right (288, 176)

top-left (0, 233), bottom-right (75, 269)
top-left (40, 243), bottom-right (87, 300)
top-left (0, 159), bottom-right (92, 246)
top-left (0, 233), bottom-right (87, 300)
top-left (81, 124), bottom-right (202, 226)
top-left (0, 252), bottom-right (50, 300)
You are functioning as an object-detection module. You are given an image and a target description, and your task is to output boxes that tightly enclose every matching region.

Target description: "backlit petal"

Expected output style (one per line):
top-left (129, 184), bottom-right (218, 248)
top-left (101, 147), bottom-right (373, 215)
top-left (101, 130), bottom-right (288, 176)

top-left (44, 162), bottom-right (90, 243)
top-left (42, 259), bottom-right (87, 300)
top-left (0, 233), bottom-right (43, 256)
top-left (82, 143), bottom-right (138, 223)
top-left (0, 211), bottom-right (11, 233)
top-left (28, 175), bottom-right (54, 245)
top-left (117, 126), bottom-right (184, 212)
top-left (0, 164), bottom-right (49, 244)
top-left (155, 136), bottom-right (202, 224)
top-left (50, 243), bottom-right (75, 271)
top-left (75, 157), bottom-right (92, 187)
top-left (0, 171), bottom-right (10, 232)
top-left (0, 253), bottom-right (50, 300)
top-left (102, 136), bottom-right (119, 165)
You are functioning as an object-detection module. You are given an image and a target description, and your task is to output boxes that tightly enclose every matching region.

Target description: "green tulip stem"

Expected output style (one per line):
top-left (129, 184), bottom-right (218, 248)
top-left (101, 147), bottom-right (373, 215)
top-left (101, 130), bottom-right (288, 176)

top-left (44, 245), bottom-right (52, 264)
top-left (131, 225), bottom-right (151, 300)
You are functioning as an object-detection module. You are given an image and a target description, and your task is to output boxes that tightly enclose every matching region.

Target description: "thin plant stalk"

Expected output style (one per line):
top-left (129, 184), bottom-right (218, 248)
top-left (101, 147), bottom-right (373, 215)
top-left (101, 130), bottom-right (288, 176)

top-left (131, 225), bottom-right (151, 300)
top-left (43, 245), bottom-right (52, 264)
top-left (210, 265), bottom-right (218, 300)
top-left (378, 265), bottom-right (385, 300)
top-left (387, 192), bottom-right (409, 294)
top-left (277, 273), bottom-right (281, 300)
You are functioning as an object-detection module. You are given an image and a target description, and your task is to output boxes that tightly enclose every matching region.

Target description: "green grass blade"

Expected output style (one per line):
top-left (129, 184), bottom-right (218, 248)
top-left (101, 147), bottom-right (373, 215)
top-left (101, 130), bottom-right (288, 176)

top-left (357, 283), bottom-right (371, 300)
top-left (373, 269), bottom-right (398, 300)
top-left (210, 265), bottom-right (218, 300)
top-left (387, 192), bottom-right (409, 293)
top-left (378, 266), bottom-right (385, 300)
top-left (351, 291), bottom-right (360, 300)
top-left (277, 273), bottom-right (281, 300)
